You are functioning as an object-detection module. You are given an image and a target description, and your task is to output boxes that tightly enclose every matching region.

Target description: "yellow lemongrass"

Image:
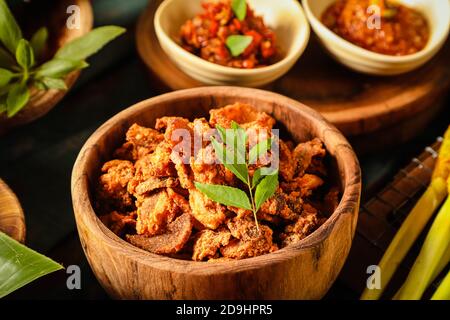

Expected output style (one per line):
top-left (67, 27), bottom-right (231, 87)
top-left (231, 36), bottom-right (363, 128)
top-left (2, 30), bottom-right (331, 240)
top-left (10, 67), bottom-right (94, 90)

top-left (395, 185), bottom-right (450, 300)
top-left (361, 126), bottom-right (450, 300)
top-left (432, 268), bottom-right (450, 300)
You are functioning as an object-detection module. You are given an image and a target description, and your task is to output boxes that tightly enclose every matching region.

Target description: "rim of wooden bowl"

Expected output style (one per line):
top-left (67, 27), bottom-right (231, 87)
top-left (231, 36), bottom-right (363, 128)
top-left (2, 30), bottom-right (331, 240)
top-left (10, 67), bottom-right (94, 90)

top-left (0, 0), bottom-right (93, 134)
top-left (72, 87), bottom-right (361, 274)
top-left (0, 178), bottom-right (26, 243)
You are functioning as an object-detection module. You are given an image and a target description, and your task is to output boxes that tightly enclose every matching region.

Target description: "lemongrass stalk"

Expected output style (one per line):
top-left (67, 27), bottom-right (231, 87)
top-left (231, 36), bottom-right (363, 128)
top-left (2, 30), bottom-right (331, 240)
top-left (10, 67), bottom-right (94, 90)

top-left (432, 243), bottom-right (450, 282)
top-left (361, 126), bottom-right (450, 300)
top-left (396, 193), bottom-right (450, 300)
top-left (432, 269), bottom-right (450, 300)
top-left (361, 178), bottom-right (447, 300)
top-left (399, 247), bottom-right (450, 300)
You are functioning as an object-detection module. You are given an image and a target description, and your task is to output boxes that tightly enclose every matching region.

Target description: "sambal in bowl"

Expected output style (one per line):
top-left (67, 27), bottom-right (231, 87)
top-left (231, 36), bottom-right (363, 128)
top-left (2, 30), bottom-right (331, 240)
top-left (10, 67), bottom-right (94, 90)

top-left (302, 0), bottom-right (450, 75)
top-left (154, 0), bottom-right (310, 87)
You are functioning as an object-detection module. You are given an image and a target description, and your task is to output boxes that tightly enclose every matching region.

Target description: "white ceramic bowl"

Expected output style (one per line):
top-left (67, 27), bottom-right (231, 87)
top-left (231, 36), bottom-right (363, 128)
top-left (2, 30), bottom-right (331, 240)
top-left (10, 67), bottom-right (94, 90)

top-left (302, 0), bottom-right (450, 75)
top-left (154, 0), bottom-right (310, 87)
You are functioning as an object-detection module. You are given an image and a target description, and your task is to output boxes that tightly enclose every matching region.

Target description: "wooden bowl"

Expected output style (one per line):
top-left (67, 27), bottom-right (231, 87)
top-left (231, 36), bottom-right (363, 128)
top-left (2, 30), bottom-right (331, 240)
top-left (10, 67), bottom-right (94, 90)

top-left (0, 178), bottom-right (26, 243)
top-left (0, 0), bottom-right (93, 135)
top-left (71, 87), bottom-right (361, 300)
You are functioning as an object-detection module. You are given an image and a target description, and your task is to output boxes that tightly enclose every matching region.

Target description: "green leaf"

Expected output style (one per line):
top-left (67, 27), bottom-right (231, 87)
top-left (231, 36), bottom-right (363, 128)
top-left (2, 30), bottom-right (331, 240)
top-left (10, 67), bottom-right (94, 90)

top-left (211, 137), bottom-right (248, 184)
top-left (15, 39), bottom-right (34, 70)
top-left (6, 82), bottom-right (30, 118)
top-left (0, 83), bottom-right (12, 95)
top-left (216, 124), bottom-right (228, 143)
top-left (30, 27), bottom-right (48, 60)
top-left (55, 26), bottom-right (126, 61)
top-left (232, 0), bottom-right (247, 21)
top-left (382, 8), bottom-right (398, 19)
top-left (252, 168), bottom-right (263, 188)
top-left (0, 231), bottom-right (63, 299)
top-left (249, 138), bottom-right (272, 164)
top-left (195, 182), bottom-right (252, 210)
top-left (0, 68), bottom-right (14, 87)
top-left (216, 124), bottom-right (246, 164)
top-left (0, 0), bottom-right (23, 54)
top-left (226, 35), bottom-right (253, 57)
top-left (41, 77), bottom-right (67, 90)
top-left (33, 80), bottom-right (46, 90)
top-left (231, 121), bottom-right (247, 162)
top-left (0, 95), bottom-right (6, 115)
top-left (35, 59), bottom-right (87, 78)
top-left (0, 47), bottom-right (15, 68)
top-left (254, 170), bottom-right (279, 212)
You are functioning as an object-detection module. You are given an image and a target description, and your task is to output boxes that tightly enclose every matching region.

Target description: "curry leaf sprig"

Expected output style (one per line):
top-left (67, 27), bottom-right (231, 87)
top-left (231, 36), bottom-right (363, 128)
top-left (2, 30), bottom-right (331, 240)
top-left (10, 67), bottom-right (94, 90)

top-left (0, 0), bottom-right (125, 118)
top-left (195, 121), bottom-right (278, 232)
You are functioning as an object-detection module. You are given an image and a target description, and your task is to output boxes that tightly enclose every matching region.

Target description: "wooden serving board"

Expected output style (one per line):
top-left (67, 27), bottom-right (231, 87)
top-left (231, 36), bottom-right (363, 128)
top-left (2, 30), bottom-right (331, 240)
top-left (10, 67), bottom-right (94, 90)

top-left (0, 178), bottom-right (26, 243)
top-left (136, 1), bottom-right (450, 154)
top-left (339, 137), bottom-right (445, 298)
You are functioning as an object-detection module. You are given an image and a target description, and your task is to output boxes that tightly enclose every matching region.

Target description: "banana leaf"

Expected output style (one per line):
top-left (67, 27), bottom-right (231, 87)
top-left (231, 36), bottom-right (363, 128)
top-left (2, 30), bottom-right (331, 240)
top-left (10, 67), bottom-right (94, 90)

top-left (0, 231), bottom-right (63, 298)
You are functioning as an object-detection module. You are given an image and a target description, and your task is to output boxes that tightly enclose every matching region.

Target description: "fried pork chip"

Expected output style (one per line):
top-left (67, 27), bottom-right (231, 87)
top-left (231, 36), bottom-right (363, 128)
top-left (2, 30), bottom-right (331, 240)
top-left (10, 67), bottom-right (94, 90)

top-left (127, 212), bottom-right (193, 255)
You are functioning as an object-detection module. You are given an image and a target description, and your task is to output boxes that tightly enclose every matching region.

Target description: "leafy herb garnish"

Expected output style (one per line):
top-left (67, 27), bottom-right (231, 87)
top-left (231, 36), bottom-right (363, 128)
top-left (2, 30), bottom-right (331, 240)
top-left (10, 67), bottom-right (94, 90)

top-left (226, 35), bottom-right (253, 57)
top-left (232, 0), bottom-right (247, 21)
top-left (194, 121), bottom-right (279, 232)
top-left (0, 231), bottom-right (63, 298)
top-left (369, 0), bottom-right (398, 19)
top-left (0, 0), bottom-right (125, 118)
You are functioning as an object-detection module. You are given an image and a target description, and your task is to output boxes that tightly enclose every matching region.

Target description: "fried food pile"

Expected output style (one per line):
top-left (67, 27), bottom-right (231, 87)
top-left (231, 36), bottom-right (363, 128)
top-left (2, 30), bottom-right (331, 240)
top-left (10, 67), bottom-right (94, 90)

top-left (96, 103), bottom-right (339, 261)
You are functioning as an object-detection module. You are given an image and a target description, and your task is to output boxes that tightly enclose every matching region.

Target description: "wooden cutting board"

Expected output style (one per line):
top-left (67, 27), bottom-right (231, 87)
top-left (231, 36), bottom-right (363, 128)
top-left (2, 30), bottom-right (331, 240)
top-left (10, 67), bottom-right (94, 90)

top-left (136, 1), bottom-right (450, 154)
top-left (0, 179), bottom-right (26, 243)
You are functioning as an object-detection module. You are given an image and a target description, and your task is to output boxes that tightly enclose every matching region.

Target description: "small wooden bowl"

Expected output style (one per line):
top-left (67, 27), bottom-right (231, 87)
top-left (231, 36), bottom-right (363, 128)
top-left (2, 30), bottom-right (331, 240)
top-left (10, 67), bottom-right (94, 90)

top-left (0, 0), bottom-right (93, 135)
top-left (0, 179), bottom-right (26, 243)
top-left (71, 87), bottom-right (361, 300)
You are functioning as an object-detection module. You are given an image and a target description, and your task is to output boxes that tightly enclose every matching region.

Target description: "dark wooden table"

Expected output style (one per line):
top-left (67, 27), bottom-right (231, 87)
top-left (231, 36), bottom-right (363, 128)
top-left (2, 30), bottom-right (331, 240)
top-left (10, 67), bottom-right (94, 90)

top-left (1, 0), bottom-right (449, 300)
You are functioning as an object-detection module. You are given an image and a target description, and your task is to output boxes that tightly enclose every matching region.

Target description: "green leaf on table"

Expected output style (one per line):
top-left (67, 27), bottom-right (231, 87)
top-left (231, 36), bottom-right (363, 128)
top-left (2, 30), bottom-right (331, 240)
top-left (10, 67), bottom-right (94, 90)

top-left (211, 137), bottom-right (248, 184)
top-left (0, 68), bottom-right (14, 87)
top-left (249, 138), bottom-right (272, 164)
top-left (30, 27), bottom-right (48, 60)
top-left (6, 82), bottom-right (30, 118)
top-left (0, 0), bottom-right (23, 54)
top-left (195, 182), bottom-right (252, 210)
top-left (16, 39), bottom-right (35, 70)
top-left (41, 77), bottom-right (67, 90)
top-left (254, 170), bottom-right (278, 211)
top-left (55, 26), bottom-right (126, 61)
top-left (226, 35), bottom-right (253, 57)
top-left (0, 47), bottom-right (15, 68)
top-left (232, 0), bottom-right (247, 21)
top-left (35, 59), bottom-right (87, 78)
top-left (0, 231), bottom-right (63, 299)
